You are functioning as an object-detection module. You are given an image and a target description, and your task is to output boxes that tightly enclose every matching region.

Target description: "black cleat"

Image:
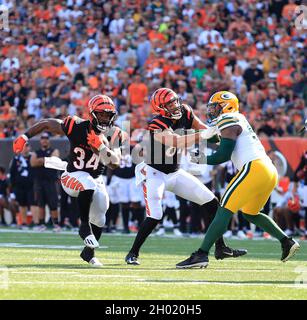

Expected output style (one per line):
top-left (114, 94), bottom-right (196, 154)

top-left (214, 246), bottom-right (247, 260)
top-left (125, 252), bottom-right (140, 265)
top-left (176, 249), bottom-right (209, 269)
top-left (281, 237), bottom-right (300, 262)
top-left (80, 246), bottom-right (95, 263)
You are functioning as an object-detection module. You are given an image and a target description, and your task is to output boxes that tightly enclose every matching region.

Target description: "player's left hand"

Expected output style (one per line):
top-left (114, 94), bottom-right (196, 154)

top-left (87, 130), bottom-right (106, 152)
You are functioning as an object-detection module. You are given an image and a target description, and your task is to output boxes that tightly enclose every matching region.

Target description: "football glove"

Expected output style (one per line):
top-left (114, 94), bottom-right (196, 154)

top-left (13, 134), bottom-right (28, 154)
top-left (87, 130), bottom-right (107, 152)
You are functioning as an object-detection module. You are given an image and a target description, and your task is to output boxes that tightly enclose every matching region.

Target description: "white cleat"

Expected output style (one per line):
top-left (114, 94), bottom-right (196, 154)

top-left (155, 227), bottom-right (166, 236)
top-left (88, 257), bottom-right (103, 268)
top-left (223, 230), bottom-right (233, 239)
top-left (173, 228), bottom-right (183, 237)
top-left (84, 234), bottom-right (99, 248)
top-left (237, 230), bottom-right (247, 240)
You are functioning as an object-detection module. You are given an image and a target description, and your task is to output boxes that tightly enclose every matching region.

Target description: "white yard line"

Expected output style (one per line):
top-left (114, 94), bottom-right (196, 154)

top-left (5, 280), bottom-right (307, 289)
top-left (0, 243), bottom-right (108, 249)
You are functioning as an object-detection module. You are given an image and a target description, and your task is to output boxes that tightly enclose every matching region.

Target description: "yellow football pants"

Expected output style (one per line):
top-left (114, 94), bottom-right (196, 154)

top-left (220, 158), bottom-right (278, 215)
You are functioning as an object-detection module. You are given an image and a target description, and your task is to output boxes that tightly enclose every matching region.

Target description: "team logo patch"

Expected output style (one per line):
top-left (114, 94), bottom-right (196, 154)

top-left (221, 92), bottom-right (235, 100)
top-left (220, 92), bottom-right (236, 100)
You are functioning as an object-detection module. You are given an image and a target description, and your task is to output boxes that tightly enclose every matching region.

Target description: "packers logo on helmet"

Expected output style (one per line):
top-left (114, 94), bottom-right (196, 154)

top-left (207, 91), bottom-right (239, 121)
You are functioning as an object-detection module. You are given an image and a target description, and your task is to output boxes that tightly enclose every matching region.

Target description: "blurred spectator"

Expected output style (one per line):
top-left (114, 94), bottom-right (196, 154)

top-left (127, 73), bottom-right (148, 108)
top-left (243, 59), bottom-right (264, 90)
top-left (9, 143), bottom-right (38, 229)
top-left (30, 133), bottom-right (60, 232)
top-left (293, 150), bottom-right (307, 239)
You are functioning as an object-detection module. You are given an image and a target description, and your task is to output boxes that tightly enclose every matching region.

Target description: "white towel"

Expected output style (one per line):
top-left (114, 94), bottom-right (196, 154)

top-left (44, 156), bottom-right (68, 171)
top-left (135, 161), bottom-right (147, 186)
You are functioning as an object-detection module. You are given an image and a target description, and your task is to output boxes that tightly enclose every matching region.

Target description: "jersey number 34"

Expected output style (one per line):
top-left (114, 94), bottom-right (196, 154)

top-left (73, 147), bottom-right (100, 170)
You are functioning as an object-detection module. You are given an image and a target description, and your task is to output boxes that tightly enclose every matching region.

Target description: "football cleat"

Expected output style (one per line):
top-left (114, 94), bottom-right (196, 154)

top-left (173, 228), bottom-right (183, 237)
top-left (125, 252), bottom-right (140, 265)
top-left (83, 234), bottom-right (99, 249)
top-left (155, 227), bottom-right (166, 236)
top-left (88, 257), bottom-right (103, 268)
top-left (281, 237), bottom-right (300, 262)
top-left (214, 246), bottom-right (247, 260)
top-left (176, 249), bottom-right (209, 269)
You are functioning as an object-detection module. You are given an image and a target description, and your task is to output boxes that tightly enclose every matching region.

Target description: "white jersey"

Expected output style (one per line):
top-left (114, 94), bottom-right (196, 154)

top-left (214, 112), bottom-right (267, 171)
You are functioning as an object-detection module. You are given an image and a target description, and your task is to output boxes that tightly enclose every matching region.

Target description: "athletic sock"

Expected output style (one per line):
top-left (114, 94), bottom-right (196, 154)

top-left (121, 205), bottom-right (130, 231)
top-left (77, 189), bottom-right (94, 223)
top-left (165, 207), bottom-right (178, 225)
top-left (201, 198), bottom-right (226, 249)
top-left (242, 212), bottom-right (287, 241)
top-left (90, 223), bottom-right (103, 241)
top-left (39, 219), bottom-right (45, 225)
top-left (129, 217), bottom-right (159, 256)
top-left (200, 207), bottom-right (233, 253)
top-left (80, 246), bottom-right (95, 262)
top-left (52, 217), bottom-right (59, 225)
top-left (133, 207), bottom-right (145, 228)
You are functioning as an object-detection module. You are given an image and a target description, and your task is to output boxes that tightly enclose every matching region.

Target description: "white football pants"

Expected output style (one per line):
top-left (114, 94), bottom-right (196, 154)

top-left (139, 165), bottom-right (215, 220)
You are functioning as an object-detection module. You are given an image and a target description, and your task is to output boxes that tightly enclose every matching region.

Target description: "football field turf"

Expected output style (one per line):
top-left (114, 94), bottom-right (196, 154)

top-left (0, 230), bottom-right (306, 300)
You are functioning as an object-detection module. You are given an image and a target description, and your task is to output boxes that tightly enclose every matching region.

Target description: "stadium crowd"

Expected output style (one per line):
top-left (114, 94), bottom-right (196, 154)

top-left (0, 0), bottom-right (306, 238)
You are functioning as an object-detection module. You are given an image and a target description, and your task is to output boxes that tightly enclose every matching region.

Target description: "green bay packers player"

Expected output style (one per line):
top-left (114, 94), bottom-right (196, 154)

top-left (176, 91), bottom-right (300, 268)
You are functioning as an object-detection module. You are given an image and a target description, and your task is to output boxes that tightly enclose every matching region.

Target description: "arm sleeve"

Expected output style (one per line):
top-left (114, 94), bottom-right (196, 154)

top-left (148, 118), bottom-right (171, 132)
top-left (61, 116), bottom-right (76, 137)
top-left (207, 134), bottom-right (221, 144)
top-left (206, 137), bottom-right (236, 165)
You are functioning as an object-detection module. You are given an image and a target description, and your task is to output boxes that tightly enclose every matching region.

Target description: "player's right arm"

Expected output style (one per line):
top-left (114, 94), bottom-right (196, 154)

top-left (148, 118), bottom-right (201, 149)
top-left (13, 119), bottom-right (65, 154)
top-left (153, 129), bottom-right (201, 149)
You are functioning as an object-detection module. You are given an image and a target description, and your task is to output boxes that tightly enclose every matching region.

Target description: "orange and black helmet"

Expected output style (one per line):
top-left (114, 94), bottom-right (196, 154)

top-left (207, 91), bottom-right (239, 121)
top-left (150, 88), bottom-right (182, 120)
top-left (88, 95), bottom-right (117, 132)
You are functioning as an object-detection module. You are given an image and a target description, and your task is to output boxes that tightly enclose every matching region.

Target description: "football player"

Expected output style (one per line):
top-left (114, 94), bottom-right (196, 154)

top-left (107, 141), bottom-right (144, 234)
top-left (176, 91), bottom-right (300, 268)
top-left (125, 88), bottom-right (247, 265)
top-left (13, 95), bottom-right (123, 267)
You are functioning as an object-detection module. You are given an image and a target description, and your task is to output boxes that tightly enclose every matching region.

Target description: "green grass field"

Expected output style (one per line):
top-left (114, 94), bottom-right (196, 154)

top-left (0, 230), bottom-right (306, 300)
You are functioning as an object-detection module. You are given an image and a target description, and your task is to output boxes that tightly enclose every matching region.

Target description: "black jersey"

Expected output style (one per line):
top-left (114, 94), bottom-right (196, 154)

top-left (33, 148), bottom-right (58, 181)
top-left (294, 151), bottom-right (307, 185)
top-left (9, 154), bottom-right (34, 187)
top-left (61, 116), bottom-right (124, 179)
top-left (0, 177), bottom-right (8, 197)
top-left (146, 104), bottom-right (194, 174)
top-left (113, 146), bottom-right (135, 179)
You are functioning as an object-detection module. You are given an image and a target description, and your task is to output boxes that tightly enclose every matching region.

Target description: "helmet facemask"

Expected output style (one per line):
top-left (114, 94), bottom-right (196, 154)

top-left (91, 110), bottom-right (117, 132)
top-left (161, 98), bottom-right (182, 120)
top-left (206, 102), bottom-right (224, 121)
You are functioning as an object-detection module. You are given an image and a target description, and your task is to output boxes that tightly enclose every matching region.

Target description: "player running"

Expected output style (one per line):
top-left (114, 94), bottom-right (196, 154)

top-left (125, 88), bottom-right (247, 265)
top-left (13, 95), bottom-right (123, 267)
top-left (176, 91), bottom-right (300, 269)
